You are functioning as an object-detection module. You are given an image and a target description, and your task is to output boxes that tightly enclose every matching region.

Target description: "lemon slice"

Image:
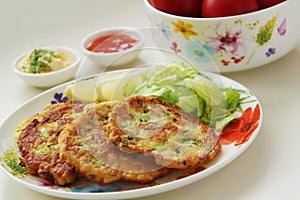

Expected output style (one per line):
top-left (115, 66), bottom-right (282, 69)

top-left (95, 70), bottom-right (146, 101)
top-left (64, 68), bottom-right (147, 102)
top-left (64, 80), bottom-right (97, 103)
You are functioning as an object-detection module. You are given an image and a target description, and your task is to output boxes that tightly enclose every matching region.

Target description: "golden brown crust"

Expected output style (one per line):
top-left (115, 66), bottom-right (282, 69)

top-left (107, 95), bottom-right (221, 169)
top-left (58, 102), bottom-right (169, 185)
top-left (17, 101), bottom-right (85, 185)
top-left (17, 95), bottom-right (221, 186)
top-left (200, 140), bottom-right (222, 164)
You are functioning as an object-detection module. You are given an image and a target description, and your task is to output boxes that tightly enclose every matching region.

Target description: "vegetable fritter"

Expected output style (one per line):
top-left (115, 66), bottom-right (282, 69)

top-left (17, 101), bottom-right (85, 185)
top-left (58, 102), bottom-right (170, 185)
top-left (107, 95), bottom-right (221, 169)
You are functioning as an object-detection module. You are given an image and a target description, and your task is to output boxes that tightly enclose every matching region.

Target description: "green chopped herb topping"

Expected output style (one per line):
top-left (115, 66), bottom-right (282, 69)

top-left (28, 49), bottom-right (58, 73)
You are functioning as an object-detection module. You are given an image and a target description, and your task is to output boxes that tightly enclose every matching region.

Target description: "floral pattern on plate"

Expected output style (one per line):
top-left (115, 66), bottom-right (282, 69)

top-left (0, 71), bottom-right (263, 199)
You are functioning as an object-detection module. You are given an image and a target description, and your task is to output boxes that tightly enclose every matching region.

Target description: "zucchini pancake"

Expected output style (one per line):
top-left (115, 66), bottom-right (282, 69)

top-left (58, 102), bottom-right (170, 185)
top-left (107, 95), bottom-right (221, 169)
top-left (16, 94), bottom-right (221, 186)
top-left (17, 101), bottom-right (86, 185)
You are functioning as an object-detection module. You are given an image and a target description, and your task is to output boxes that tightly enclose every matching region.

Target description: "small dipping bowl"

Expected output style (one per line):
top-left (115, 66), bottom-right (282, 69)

top-left (13, 46), bottom-right (81, 88)
top-left (81, 27), bottom-right (145, 67)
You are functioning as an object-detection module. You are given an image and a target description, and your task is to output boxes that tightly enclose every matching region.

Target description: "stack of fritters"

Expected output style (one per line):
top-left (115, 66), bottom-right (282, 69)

top-left (58, 102), bottom-right (170, 185)
top-left (17, 101), bottom-right (86, 185)
top-left (16, 95), bottom-right (221, 186)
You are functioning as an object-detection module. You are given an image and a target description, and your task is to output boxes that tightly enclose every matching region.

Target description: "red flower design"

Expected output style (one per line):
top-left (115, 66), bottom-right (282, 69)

top-left (171, 41), bottom-right (182, 54)
top-left (220, 104), bottom-right (261, 146)
top-left (231, 56), bottom-right (245, 64)
top-left (221, 59), bottom-right (230, 66)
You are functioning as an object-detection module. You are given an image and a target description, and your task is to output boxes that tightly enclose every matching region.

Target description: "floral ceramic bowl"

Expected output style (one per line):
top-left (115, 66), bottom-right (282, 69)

top-left (143, 0), bottom-right (300, 72)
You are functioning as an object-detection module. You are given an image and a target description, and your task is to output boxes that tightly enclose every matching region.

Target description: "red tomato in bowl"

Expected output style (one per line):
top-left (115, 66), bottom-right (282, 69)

top-left (150, 0), bottom-right (203, 17)
top-left (257, 0), bottom-right (286, 9)
top-left (202, 0), bottom-right (259, 18)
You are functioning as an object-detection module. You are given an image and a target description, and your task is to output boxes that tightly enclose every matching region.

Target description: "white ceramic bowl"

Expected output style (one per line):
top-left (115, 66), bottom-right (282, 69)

top-left (143, 0), bottom-right (300, 72)
top-left (13, 46), bottom-right (80, 88)
top-left (81, 27), bottom-right (145, 67)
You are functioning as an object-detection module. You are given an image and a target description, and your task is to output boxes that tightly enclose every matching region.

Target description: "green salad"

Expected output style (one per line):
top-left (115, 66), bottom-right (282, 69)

top-left (66, 62), bottom-right (248, 131)
top-left (121, 62), bottom-right (245, 131)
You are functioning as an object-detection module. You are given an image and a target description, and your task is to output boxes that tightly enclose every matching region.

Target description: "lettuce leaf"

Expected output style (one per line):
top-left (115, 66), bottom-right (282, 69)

top-left (123, 62), bottom-right (243, 131)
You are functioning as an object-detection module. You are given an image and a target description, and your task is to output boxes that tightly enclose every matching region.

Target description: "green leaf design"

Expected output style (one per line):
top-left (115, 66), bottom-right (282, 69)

top-left (256, 16), bottom-right (277, 46)
top-left (0, 148), bottom-right (27, 176)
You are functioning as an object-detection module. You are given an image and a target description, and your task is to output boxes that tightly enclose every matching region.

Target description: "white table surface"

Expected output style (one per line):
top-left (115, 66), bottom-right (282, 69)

top-left (1, 0), bottom-right (300, 199)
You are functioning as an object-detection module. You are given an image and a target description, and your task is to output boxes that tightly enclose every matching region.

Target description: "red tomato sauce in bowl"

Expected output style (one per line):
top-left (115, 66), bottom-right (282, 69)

top-left (81, 27), bottom-right (144, 66)
top-left (86, 34), bottom-right (139, 53)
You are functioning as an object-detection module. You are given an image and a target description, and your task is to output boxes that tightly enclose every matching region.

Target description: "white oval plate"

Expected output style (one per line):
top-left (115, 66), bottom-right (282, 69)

top-left (0, 69), bottom-right (262, 200)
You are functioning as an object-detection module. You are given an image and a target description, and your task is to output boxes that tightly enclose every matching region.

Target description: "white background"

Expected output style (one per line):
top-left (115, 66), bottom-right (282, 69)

top-left (1, 0), bottom-right (300, 199)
